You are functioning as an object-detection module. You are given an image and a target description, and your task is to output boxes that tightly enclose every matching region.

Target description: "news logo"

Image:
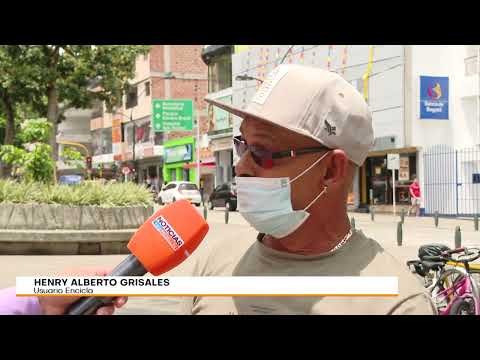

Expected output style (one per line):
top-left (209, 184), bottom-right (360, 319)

top-left (152, 216), bottom-right (185, 251)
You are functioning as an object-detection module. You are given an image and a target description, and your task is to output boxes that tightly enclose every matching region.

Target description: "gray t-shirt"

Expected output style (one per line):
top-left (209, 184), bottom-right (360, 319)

top-left (179, 228), bottom-right (436, 315)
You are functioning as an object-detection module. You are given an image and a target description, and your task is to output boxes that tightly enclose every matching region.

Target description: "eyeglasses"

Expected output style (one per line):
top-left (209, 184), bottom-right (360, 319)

top-left (233, 135), bottom-right (331, 169)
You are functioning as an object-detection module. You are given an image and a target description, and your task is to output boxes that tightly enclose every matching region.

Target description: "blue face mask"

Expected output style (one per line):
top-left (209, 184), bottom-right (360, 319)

top-left (235, 152), bottom-right (329, 238)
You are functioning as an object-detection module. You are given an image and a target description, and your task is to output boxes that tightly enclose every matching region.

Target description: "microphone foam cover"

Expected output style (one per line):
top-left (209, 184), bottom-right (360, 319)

top-left (127, 200), bottom-right (209, 276)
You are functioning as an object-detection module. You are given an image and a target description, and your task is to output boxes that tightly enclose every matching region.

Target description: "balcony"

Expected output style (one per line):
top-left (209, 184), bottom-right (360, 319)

top-left (208, 127), bottom-right (233, 140)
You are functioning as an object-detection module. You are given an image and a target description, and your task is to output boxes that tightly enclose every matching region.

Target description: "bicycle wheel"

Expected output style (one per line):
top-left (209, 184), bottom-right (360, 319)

top-left (431, 268), bottom-right (466, 311)
top-left (449, 297), bottom-right (476, 315)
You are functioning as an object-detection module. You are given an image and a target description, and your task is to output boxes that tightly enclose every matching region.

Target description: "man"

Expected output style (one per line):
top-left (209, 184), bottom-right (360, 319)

top-left (145, 177), bottom-right (152, 189)
top-left (409, 175), bottom-right (421, 217)
top-left (0, 267), bottom-right (128, 315)
top-left (180, 64), bottom-right (436, 315)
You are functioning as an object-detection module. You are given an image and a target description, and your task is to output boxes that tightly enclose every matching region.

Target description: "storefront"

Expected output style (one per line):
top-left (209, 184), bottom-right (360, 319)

top-left (206, 89), bottom-right (234, 188)
top-left (210, 133), bottom-right (233, 187)
top-left (183, 158), bottom-right (216, 202)
top-left (162, 136), bottom-right (197, 184)
top-left (136, 156), bottom-right (163, 185)
top-left (359, 147), bottom-right (418, 209)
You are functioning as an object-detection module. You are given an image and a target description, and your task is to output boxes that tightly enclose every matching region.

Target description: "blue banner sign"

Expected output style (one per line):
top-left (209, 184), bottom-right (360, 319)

top-left (420, 76), bottom-right (449, 120)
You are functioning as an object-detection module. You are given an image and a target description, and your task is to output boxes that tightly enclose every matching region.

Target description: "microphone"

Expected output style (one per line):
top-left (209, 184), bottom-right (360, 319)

top-left (66, 200), bottom-right (209, 315)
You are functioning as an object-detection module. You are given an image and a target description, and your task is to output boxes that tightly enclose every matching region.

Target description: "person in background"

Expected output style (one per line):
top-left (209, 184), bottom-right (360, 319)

top-left (145, 177), bottom-right (152, 189)
top-left (408, 175), bottom-right (421, 217)
top-left (152, 176), bottom-right (160, 193)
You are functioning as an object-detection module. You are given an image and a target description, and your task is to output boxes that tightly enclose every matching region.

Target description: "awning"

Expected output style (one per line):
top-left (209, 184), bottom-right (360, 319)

top-left (183, 161), bottom-right (216, 169)
top-left (367, 147), bottom-right (419, 158)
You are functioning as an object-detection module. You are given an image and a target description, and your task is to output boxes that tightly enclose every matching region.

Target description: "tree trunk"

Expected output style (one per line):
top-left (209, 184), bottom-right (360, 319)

top-left (46, 85), bottom-right (59, 182)
top-left (46, 86), bottom-right (59, 158)
top-left (0, 89), bottom-right (16, 178)
top-left (1, 91), bottom-right (16, 145)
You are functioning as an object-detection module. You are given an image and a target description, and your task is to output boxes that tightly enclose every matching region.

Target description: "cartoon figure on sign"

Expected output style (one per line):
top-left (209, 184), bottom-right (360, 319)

top-left (427, 82), bottom-right (442, 100)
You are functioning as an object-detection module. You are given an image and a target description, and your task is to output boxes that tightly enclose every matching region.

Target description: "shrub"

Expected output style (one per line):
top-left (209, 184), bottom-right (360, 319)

top-left (0, 179), bottom-right (153, 207)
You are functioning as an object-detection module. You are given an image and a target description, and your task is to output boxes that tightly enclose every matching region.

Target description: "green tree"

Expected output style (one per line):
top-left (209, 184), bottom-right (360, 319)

top-left (0, 45), bottom-right (149, 179)
top-left (61, 146), bottom-right (85, 172)
top-left (0, 46), bottom-right (47, 142)
top-left (0, 46), bottom-right (46, 176)
top-left (20, 45), bottom-right (149, 161)
top-left (0, 118), bottom-right (54, 183)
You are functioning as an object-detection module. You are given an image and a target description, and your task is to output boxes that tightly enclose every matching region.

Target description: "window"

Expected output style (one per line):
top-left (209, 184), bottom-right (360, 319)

top-left (126, 85), bottom-right (138, 109)
top-left (166, 183), bottom-right (176, 190)
top-left (154, 132), bottom-right (164, 145)
top-left (124, 123), bottom-right (135, 146)
top-left (101, 128), bottom-right (112, 154)
top-left (208, 52), bottom-right (232, 93)
top-left (135, 122), bottom-right (151, 144)
top-left (179, 183), bottom-right (198, 191)
top-left (148, 165), bottom-right (157, 178)
top-left (145, 81), bottom-right (150, 96)
top-left (92, 128), bottom-right (113, 155)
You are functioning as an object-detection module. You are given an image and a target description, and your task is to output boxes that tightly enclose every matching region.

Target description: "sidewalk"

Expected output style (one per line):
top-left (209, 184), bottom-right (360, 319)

top-left (1, 209), bottom-right (479, 314)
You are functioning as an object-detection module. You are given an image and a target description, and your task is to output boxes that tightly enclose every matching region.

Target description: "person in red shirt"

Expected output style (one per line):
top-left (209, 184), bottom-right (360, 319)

top-left (409, 175), bottom-right (421, 217)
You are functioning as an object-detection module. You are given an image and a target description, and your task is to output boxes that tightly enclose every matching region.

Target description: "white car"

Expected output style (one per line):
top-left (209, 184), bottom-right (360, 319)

top-left (157, 181), bottom-right (202, 206)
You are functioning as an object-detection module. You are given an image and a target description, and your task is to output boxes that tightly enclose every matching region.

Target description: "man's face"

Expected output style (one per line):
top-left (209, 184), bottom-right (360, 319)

top-left (235, 117), bottom-right (331, 210)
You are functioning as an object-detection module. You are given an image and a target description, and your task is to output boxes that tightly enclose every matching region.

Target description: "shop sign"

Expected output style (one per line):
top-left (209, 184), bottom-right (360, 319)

top-left (164, 144), bottom-right (193, 164)
top-left (399, 157), bottom-right (410, 181)
top-left (420, 76), bottom-right (449, 120)
top-left (387, 154), bottom-right (400, 170)
top-left (210, 136), bottom-right (233, 152)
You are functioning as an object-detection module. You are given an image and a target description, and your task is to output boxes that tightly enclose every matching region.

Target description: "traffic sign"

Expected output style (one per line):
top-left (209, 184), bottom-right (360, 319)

top-left (152, 99), bottom-right (193, 132)
top-left (387, 153), bottom-right (400, 170)
top-left (122, 166), bottom-right (131, 175)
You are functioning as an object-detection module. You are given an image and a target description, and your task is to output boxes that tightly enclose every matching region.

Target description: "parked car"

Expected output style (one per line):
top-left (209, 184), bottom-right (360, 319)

top-left (157, 181), bottom-right (202, 206)
top-left (208, 182), bottom-right (237, 211)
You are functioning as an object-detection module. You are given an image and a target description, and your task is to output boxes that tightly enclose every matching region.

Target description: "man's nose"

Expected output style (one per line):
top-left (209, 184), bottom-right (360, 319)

top-left (234, 151), bottom-right (258, 177)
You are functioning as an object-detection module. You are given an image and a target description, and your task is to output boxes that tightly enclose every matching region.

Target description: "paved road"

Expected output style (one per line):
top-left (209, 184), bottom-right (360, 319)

top-left (1, 207), bottom-right (479, 314)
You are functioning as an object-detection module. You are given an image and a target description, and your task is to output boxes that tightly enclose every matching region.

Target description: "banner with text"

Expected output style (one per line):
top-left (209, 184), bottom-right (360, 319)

top-left (16, 276), bottom-right (398, 297)
top-left (420, 75), bottom-right (449, 120)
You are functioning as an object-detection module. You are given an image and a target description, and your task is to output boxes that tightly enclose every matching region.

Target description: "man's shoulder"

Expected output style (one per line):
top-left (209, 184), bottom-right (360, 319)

top-left (352, 232), bottom-right (434, 309)
top-left (188, 224), bottom-right (258, 276)
top-left (352, 232), bottom-right (420, 278)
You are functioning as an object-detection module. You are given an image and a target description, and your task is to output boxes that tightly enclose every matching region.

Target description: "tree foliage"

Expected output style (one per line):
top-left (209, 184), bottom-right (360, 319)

top-left (0, 45), bottom-right (150, 179)
top-left (0, 118), bottom-right (54, 183)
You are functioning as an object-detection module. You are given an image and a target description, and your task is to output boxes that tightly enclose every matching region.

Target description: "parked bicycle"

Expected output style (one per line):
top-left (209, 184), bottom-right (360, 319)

top-left (407, 244), bottom-right (480, 315)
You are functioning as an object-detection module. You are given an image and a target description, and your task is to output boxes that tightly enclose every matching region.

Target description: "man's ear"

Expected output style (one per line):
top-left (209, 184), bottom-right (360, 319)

top-left (323, 150), bottom-right (349, 188)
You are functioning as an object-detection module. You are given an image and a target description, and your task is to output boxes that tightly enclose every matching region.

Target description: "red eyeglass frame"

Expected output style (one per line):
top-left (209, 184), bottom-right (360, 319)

top-left (233, 136), bottom-right (331, 169)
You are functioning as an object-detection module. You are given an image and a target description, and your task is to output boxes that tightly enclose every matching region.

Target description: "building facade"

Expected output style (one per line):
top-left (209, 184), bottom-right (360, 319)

top-left (228, 45), bottom-right (480, 215)
top-left (201, 45), bottom-right (235, 196)
top-left (56, 107), bottom-right (94, 177)
top-left (89, 45), bottom-right (210, 189)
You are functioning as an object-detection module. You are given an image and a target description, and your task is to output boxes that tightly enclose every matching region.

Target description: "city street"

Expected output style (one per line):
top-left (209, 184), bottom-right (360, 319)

top-left (1, 207), bottom-right (480, 315)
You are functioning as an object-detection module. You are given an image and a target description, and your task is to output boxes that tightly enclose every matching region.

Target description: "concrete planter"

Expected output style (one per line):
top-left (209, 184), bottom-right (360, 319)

top-left (0, 203), bottom-right (154, 230)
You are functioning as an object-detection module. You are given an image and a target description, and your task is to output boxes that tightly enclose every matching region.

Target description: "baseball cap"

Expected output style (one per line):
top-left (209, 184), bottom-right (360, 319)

top-left (204, 64), bottom-right (374, 166)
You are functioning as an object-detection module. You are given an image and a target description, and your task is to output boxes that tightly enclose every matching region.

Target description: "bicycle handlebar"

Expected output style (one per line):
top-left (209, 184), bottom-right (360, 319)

top-left (421, 255), bottom-right (447, 262)
top-left (438, 248), bottom-right (480, 265)
top-left (443, 248), bottom-right (466, 256)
